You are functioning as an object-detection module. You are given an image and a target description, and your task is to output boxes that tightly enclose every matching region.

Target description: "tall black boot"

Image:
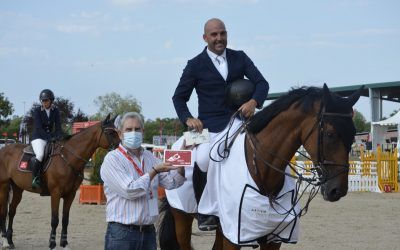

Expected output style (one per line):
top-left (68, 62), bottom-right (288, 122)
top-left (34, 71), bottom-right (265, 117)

top-left (31, 158), bottom-right (42, 188)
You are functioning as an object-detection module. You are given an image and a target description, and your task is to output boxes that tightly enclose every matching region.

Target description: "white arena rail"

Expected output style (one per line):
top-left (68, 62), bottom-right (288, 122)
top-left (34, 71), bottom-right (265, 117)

top-left (294, 161), bottom-right (381, 193)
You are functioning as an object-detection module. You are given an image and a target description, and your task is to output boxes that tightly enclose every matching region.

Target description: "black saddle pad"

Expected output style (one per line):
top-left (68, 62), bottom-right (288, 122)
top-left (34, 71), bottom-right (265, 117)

top-left (18, 143), bottom-right (54, 173)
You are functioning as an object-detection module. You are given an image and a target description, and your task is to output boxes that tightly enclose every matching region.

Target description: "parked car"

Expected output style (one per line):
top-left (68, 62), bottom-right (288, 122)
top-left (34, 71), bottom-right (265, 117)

top-left (0, 138), bottom-right (16, 149)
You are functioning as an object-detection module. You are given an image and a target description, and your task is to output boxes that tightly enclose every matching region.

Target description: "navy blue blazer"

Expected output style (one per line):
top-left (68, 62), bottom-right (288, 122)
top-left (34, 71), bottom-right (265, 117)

top-left (172, 47), bottom-right (269, 133)
top-left (31, 106), bottom-right (62, 141)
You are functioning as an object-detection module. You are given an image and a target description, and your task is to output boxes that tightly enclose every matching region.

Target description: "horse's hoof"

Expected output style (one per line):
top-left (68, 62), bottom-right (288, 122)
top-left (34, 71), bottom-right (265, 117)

top-left (49, 241), bottom-right (56, 249)
top-left (7, 244), bottom-right (14, 249)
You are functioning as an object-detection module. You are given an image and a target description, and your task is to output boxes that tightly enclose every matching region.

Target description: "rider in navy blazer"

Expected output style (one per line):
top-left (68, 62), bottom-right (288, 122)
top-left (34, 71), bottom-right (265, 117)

top-left (173, 47), bottom-right (269, 133)
top-left (32, 105), bottom-right (62, 141)
top-left (31, 89), bottom-right (62, 188)
top-left (172, 18), bottom-right (269, 231)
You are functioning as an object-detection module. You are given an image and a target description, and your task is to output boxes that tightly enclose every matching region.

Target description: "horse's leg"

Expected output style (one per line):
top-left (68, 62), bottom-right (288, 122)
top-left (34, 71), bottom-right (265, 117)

top-left (6, 185), bottom-right (24, 249)
top-left (212, 226), bottom-right (224, 250)
top-left (49, 193), bottom-right (61, 249)
top-left (60, 192), bottom-right (76, 249)
top-left (0, 183), bottom-right (10, 248)
top-left (259, 242), bottom-right (282, 250)
top-left (170, 208), bottom-right (194, 250)
top-left (222, 235), bottom-right (240, 250)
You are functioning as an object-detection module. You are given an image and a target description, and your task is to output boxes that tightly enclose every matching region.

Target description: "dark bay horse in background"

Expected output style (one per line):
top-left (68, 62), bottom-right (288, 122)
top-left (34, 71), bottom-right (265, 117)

top-left (159, 84), bottom-right (363, 250)
top-left (0, 114), bottom-right (120, 249)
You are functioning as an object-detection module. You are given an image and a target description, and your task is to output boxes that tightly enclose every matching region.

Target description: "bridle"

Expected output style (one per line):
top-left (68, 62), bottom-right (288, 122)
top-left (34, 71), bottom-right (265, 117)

top-left (52, 122), bottom-right (119, 180)
top-left (314, 107), bottom-right (353, 184)
top-left (246, 101), bottom-right (353, 186)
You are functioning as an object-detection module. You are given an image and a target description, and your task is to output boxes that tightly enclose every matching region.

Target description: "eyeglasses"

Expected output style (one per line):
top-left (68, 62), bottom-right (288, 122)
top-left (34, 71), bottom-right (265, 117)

top-left (41, 99), bottom-right (50, 103)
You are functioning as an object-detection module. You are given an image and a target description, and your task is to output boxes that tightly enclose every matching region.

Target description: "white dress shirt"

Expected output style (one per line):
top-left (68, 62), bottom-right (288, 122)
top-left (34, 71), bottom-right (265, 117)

top-left (100, 144), bottom-right (186, 225)
top-left (207, 48), bottom-right (228, 81)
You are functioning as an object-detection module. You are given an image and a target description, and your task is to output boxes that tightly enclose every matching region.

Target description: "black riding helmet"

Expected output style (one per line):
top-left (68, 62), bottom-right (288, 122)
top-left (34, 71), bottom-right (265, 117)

top-left (225, 79), bottom-right (255, 109)
top-left (39, 89), bottom-right (55, 102)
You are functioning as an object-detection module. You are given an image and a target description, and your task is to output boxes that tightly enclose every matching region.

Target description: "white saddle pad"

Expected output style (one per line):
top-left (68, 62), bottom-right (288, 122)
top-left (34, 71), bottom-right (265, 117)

top-left (198, 132), bottom-right (300, 246)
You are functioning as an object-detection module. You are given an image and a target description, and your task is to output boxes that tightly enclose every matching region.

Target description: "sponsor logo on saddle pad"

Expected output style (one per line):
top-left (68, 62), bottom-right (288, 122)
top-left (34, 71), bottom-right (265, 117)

top-left (164, 150), bottom-right (192, 166)
top-left (19, 161), bottom-right (28, 170)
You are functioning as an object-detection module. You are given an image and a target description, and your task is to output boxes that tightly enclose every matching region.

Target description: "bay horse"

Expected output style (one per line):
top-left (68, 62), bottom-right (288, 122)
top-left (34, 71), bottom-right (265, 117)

top-left (159, 84), bottom-right (363, 250)
top-left (0, 114), bottom-right (120, 249)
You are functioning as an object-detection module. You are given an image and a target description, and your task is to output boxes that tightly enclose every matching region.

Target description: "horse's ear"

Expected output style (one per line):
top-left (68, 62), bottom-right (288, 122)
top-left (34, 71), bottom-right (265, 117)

top-left (348, 85), bottom-right (364, 107)
top-left (322, 83), bottom-right (332, 104)
top-left (104, 113), bottom-right (111, 124)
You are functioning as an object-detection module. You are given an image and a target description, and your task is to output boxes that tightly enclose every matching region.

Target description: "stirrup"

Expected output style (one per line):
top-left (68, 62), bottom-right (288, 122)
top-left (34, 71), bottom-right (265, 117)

top-left (198, 224), bottom-right (217, 231)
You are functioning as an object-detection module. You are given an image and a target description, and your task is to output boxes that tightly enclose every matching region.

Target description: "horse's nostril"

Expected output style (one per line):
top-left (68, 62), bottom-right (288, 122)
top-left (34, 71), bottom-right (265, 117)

top-left (329, 188), bottom-right (342, 201)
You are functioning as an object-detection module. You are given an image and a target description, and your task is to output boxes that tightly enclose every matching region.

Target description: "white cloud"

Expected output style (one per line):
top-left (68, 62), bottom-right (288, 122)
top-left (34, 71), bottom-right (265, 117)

top-left (0, 46), bottom-right (48, 58)
top-left (56, 24), bottom-right (99, 35)
top-left (69, 11), bottom-right (110, 21)
top-left (164, 40), bottom-right (173, 49)
top-left (255, 35), bottom-right (280, 42)
top-left (309, 40), bottom-right (376, 49)
top-left (75, 56), bottom-right (185, 68)
top-left (110, 0), bottom-right (149, 7)
top-left (312, 28), bottom-right (399, 39)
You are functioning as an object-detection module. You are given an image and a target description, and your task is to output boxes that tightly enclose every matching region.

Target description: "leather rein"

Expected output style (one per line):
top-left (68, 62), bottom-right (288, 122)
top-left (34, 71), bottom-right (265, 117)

top-left (50, 123), bottom-right (118, 181)
top-left (245, 104), bottom-right (353, 187)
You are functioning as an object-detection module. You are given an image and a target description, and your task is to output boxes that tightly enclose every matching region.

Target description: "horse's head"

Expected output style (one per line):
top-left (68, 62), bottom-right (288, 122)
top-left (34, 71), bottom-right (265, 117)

top-left (99, 114), bottom-right (120, 150)
top-left (302, 84), bottom-right (363, 201)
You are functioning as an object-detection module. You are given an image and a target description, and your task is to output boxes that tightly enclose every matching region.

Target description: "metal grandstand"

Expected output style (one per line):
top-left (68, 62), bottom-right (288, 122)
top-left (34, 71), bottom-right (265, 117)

top-left (266, 81), bottom-right (400, 122)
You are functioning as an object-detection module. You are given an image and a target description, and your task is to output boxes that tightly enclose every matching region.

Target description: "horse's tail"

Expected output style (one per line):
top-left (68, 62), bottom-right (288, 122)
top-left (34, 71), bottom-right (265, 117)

top-left (192, 162), bottom-right (207, 204)
top-left (158, 197), bottom-right (179, 250)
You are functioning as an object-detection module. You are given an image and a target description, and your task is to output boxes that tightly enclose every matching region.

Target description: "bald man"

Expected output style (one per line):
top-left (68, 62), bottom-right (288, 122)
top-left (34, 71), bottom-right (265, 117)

top-left (172, 18), bottom-right (269, 231)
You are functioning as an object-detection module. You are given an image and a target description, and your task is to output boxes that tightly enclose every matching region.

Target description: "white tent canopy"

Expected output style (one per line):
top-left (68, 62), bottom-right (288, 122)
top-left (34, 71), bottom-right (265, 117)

top-left (371, 110), bottom-right (400, 151)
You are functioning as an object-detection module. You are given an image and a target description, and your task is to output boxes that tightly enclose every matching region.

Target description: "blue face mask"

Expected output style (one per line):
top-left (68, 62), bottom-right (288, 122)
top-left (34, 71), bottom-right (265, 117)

top-left (123, 131), bottom-right (143, 149)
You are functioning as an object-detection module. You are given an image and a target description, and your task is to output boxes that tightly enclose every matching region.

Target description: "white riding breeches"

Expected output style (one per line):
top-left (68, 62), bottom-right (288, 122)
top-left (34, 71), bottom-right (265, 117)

top-left (195, 132), bottom-right (218, 172)
top-left (31, 139), bottom-right (47, 162)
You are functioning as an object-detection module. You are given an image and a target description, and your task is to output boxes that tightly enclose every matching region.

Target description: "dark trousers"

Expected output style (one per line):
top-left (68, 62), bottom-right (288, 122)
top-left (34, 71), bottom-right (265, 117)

top-left (105, 222), bottom-right (156, 250)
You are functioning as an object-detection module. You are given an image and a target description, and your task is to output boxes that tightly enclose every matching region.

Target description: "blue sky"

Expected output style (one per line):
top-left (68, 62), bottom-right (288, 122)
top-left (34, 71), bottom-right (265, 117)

top-left (1, 0), bottom-right (399, 121)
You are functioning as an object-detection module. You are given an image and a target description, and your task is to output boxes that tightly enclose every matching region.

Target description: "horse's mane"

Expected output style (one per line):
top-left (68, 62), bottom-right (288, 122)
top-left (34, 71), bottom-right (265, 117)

top-left (248, 86), bottom-right (324, 134)
top-left (61, 134), bottom-right (75, 141)
top-left (60, 125), bottom-right (90, 142)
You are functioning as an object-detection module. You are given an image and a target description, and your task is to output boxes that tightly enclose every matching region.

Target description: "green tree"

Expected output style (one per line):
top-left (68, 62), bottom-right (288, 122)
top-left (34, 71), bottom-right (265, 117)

top-left (72, 108), bottom-right (89, 122)
top-left (2, 115), bottom-right (22, 139)
top-left (90, 148), bottom-right (107, 185)
top-left (0, 93), bottom-right (14, 128)
top-left (144, 118), bottom-right (184, 144)
top-left (92, 92), bottom-right (142, 120)
top-left (55, 97), bottom-right (75, 126)
top-left (353, 110), bottom-right (370, 133)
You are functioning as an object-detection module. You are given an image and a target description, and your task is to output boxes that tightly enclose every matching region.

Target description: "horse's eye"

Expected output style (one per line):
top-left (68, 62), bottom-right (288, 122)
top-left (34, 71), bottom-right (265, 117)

top-left (326, 132), bottom-right (334, 137)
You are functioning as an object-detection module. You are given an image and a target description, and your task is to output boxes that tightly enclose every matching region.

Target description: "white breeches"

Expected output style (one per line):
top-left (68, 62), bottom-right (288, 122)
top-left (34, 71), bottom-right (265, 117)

top-left (31, 139), bottom-right (47, 162)
top-left (195, 132), bottom-right (218, 172)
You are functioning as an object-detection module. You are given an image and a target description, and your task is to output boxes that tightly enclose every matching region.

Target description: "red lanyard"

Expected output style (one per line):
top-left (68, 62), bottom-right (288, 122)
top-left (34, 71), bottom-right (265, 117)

top-left (118, 146), bottom-right (153, 198)
top-left (118, 146), bottom-right (145, 175)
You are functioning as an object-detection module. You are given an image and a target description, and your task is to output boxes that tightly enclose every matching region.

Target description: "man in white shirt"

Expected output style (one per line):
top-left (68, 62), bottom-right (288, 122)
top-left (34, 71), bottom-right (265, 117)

top-left (100, 112), bottom-right (185, 250)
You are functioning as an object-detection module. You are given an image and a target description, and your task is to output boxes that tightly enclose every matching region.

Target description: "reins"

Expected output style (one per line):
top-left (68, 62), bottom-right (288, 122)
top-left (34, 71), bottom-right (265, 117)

top-left (50, 124), bottom-right (118, 181)
top-left (243, 104), bottom-right (353, 187)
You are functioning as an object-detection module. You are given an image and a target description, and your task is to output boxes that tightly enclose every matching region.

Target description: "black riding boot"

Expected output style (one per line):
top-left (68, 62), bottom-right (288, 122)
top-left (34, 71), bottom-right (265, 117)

top-left (31, 158), bottom-right (42, 188)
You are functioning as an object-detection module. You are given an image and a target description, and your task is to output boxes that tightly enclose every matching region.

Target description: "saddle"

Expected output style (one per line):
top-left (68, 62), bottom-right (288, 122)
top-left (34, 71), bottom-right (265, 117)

top-left (18, 143), bottom-right (54, 173)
